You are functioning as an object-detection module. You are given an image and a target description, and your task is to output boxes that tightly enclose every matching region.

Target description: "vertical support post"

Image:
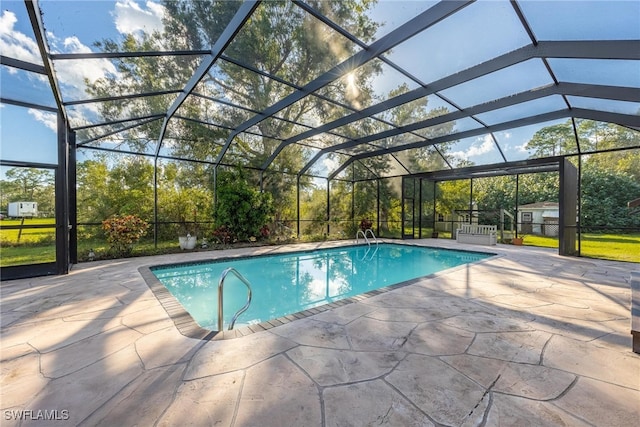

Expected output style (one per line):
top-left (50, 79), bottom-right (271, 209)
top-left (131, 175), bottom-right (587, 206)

top-left (296, 175), bottom-right (301, 238)
top-left (631, 272), bottom-right (640, 354)
top-left (376, 179), bottom-right (380, 236)
top-left (559, 158), bottom-right (578, 256)
top-left (515, 174), bottom-right (520, 238)
top-left (469, 178), bottom-right (474, 224)
top-left (432, 180), bottom-right (437, 234)
top-left (401, 177), bottom-right (405, 239)
top-left (55, 112), bottom-right (70, 274)
top-left (68, 129), bottom-right (77, 264)
top-left (213, 165), bottom-right (218, 219)
top-left (326, 178), bottom-right (331, 237)
top-left (153, 156), bottom-right (158, 248)
top-left (577, 155), bottom-right (582, 255)
top-left (418, 178), bottom-right (423, 238)
top-left (351, 180), bottom-right (355, 232)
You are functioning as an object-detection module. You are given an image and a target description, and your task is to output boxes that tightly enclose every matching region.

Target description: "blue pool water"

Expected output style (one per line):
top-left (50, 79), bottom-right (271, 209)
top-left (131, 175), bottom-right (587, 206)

top-left (151, 243), bottom-right (492, 330)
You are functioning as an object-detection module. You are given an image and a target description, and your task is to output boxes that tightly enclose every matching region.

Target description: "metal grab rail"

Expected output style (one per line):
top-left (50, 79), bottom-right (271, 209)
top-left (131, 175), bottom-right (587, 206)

top-left (356, 229), bottom-right (370, 246)
top-left (218, 267), bottom-right (253, 331)
top-left (356, 229), bottom-right (378, 247)
top-left (365, 228), bottom-right (378, 246)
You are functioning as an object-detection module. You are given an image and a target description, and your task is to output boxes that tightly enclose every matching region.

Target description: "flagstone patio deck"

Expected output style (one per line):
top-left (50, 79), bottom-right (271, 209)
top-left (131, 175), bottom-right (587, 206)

top-left (1, 240), bottom-right (639, 426)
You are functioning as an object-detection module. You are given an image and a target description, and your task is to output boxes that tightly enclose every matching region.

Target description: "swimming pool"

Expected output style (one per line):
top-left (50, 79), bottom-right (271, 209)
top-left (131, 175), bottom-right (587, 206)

top-left (150, 243), bottom-right (493, 331)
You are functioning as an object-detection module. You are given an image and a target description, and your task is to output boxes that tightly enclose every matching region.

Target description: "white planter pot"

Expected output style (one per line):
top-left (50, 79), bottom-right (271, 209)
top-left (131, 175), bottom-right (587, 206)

top-left (178, 235), bottom-right (197, 250)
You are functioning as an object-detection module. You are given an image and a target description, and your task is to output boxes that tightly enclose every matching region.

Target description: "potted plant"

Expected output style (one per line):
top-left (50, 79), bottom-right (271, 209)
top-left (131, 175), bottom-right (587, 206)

top-left (178, 233), bottom-right (197, 250)
top-left (178, 217), bottom-right (198, 250)
top-left (512, 235), bottom-right (525, 245)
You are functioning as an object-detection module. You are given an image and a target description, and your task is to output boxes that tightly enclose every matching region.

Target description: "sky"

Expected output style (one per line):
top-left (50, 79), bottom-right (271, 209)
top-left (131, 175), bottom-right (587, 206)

top-left (1, 0), bottom-right (638, 177)
top-left (1, 0), bottom-right (166, 167)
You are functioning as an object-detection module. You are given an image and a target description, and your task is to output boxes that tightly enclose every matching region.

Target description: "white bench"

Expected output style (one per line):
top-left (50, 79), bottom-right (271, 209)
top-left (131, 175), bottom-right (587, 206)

top-left (456, 224), bottom-right (497, 245)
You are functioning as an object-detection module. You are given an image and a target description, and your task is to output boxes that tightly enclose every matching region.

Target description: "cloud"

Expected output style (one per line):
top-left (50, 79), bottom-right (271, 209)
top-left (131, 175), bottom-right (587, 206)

top-left (28, 109), bottom-right (57, 132)
top-left (322, 155), bottom-right (340, 173)
top-left (449, 135), bottom-right (495, 160)
top-left (51, 36), bottom-right (120, 96)
top-left (113, 0), bottom-right (165, 37)
top-left (0, 11), bottom-right (42, 66)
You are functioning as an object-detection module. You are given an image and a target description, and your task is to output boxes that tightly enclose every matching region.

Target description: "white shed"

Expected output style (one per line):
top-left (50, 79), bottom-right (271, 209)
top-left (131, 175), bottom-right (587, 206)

top-left (517, 202), bottom-right (559, 236)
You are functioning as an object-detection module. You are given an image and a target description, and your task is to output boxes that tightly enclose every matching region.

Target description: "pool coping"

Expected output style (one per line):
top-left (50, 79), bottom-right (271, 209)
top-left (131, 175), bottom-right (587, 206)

top-left (139, 241), bottom-right (498, 340)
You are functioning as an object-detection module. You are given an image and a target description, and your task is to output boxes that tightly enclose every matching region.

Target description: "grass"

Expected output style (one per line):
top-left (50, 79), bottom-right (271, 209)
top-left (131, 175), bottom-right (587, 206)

top-left (522, 233), bottom-right (640, 263)
top-left (1, 219), bottom-right (638, 266)
top-left (0, 217), bottom-right (55, 243)
top-left (0, 218), bottom-right (56, 265)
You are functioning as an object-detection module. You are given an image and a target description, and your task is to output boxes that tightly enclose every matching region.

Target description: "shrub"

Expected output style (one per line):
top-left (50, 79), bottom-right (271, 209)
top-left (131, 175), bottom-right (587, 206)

top-left (212, 225), bottom-right (233, 245)
top-left (215, 171), bottom-right (275, 240)
top-left (102, 214), bottom-right (149, 257)
top-left (360, 218), bottom-right (373, 231)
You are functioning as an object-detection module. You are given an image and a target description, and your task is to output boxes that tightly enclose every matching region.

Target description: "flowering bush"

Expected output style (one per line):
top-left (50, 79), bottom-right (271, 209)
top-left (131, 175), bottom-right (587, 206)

top-left (359, 218), bottom-right (373, 231)
top-left (102, 214), bottom-right (149, 257)
top-left (212, 225), bottom-right (233, 245)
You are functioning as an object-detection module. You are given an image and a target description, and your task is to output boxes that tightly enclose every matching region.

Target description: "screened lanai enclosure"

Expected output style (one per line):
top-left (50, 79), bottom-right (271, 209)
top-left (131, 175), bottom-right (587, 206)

top-left (1, 0), bottom-right (639, 279)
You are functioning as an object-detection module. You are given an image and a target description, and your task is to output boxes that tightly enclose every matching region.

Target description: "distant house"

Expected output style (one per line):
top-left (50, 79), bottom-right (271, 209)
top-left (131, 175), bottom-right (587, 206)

top-left (435, 203), bottom-right (479, 233)
top-left (517, 202), bottom-right (559, 236)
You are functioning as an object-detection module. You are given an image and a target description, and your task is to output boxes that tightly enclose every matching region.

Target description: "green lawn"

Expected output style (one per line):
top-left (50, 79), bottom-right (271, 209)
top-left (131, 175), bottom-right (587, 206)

top-left (1, 226), bottom-right (638, 266)
top-left (0, 218), bottom-right (57, 265)
top-left (0, 217), bottom-right (55, 243)
top-left (522, 233), bottom-right (640, 263)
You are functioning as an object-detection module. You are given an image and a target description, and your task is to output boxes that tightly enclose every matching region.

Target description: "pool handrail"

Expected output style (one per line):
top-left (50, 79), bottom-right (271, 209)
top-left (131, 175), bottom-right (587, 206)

top-left (218, 267), bottom-right (253, 331)
top-left (356, 229), bottom-right (369, 245)
top-left (356, 229), bottom-right (378, 247)
top-left (365, 228), bottom-right (378, 246)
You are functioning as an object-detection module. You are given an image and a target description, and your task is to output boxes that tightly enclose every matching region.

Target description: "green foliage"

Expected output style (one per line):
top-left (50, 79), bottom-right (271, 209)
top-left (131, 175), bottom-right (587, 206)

top-left (581, 168), bottom-right (640, 228)
top-left (77, 154), bottom-right (155, 225)
top-left (437, 180), bottom-right (470, 215)
top-left (0, 167), bottom-right (55, 216)
top-left (102, 214), bottom-right (149, 257)
top-left (526, 122), bottom-right (576, 157)
top-left (214, 169), bottom-right (274, 241)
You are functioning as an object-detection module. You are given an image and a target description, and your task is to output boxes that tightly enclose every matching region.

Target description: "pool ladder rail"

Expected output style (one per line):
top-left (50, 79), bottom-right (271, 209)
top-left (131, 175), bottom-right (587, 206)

top-left (218, 267), bottom-right (253, 331)
top-left (356, 228), bottom-right (378, 247)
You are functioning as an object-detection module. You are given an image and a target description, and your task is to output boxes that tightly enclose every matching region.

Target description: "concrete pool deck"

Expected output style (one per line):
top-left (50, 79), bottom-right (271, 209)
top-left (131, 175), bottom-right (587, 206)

top-left (1, 239), bottom-right (638, 426)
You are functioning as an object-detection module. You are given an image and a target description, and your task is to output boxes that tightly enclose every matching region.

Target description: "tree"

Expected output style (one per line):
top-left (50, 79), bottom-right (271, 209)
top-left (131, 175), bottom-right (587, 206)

top-left (86, 1), bottom-right (381, 218)
top-left (525, 122), bottom-right (576, 157)
top-left (76, 154), bottom-right (154, 222)
top-left (214, 168), bottom-right (274, 241)
top-left (1, 167), bottom-right (55, 215)
top-left (581, 168), bottom-right (640, 229)
top-left (576, 120), bottom-right (640, 181)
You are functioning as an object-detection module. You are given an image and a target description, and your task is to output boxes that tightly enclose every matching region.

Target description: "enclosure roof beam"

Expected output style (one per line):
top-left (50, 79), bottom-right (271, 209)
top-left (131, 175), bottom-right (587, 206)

top-left (264, 39), bottom-right (637, 171)
top-left (25, 0), bottom-right (68, 124)
top-left (50, 50), bottom-right (211, 60)
top-left (215, 0), bottom-right (474, 166)
top-left (328, 108), bottom-right (640, 180)
top-left (295, 82), bottom-right (639, 177)
top-left (154, 0), bottom-right (261, 157)
top-left (0, 97), bottom-right (57, 113)
top-left (416, 156), bottom-right (564, 182)
top-left (77, 116), bottom-right (164, 146)
top-left (73, 113), bottom-right (165, 132)
top-left (63, 90), bottom-right (183, 107)
top-left (1, 55), bottom-right (46, 74)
